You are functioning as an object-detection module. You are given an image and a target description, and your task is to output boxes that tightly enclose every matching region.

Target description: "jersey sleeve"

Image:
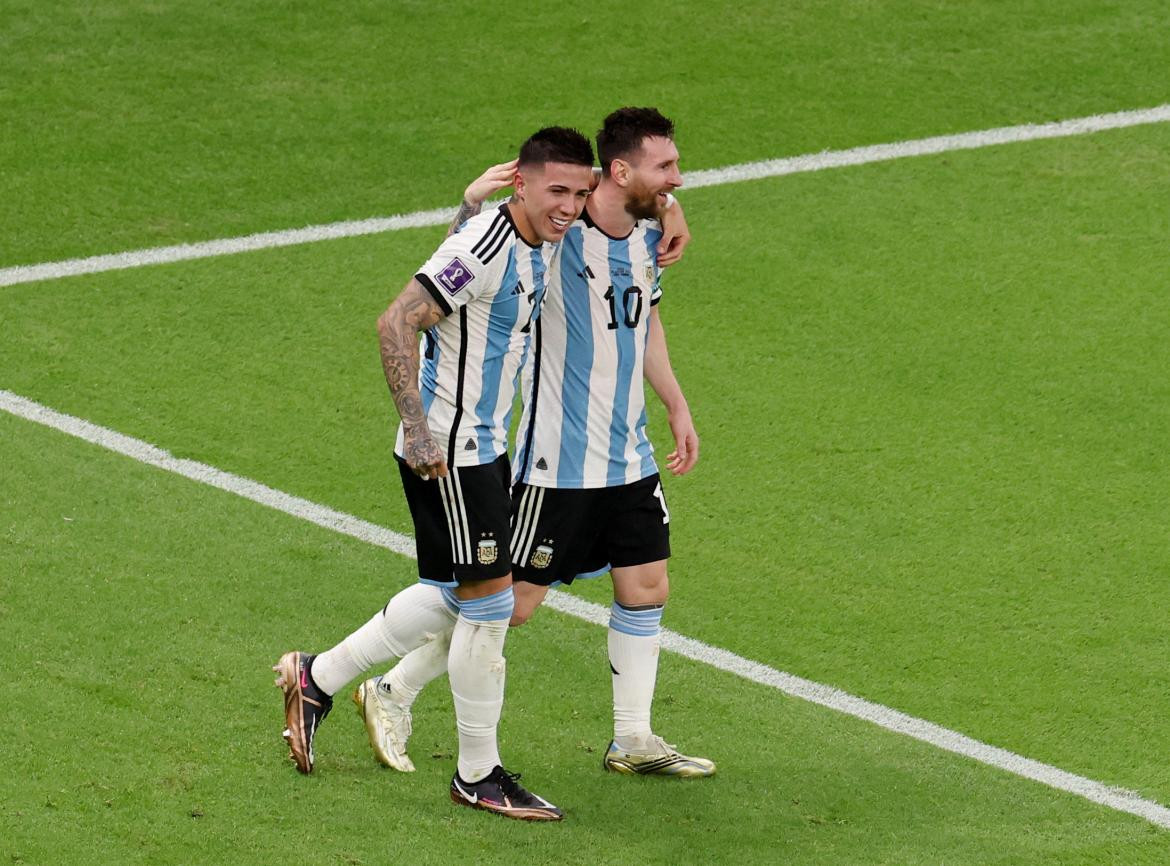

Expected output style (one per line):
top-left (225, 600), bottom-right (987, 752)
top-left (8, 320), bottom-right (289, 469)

top-left (414, 218), bottom-right (506, 315)
top-left (645, 220), bottom-right (664, 306)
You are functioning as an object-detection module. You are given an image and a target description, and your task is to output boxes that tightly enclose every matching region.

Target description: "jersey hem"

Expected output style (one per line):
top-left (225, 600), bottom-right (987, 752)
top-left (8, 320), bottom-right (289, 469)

top-left (516, 463), bottom-right (659, 490)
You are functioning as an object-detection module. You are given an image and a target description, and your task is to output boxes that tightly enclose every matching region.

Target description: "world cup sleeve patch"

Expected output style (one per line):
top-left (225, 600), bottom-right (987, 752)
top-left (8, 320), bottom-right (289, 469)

top-left (437, 257), bottom-right (475, 295)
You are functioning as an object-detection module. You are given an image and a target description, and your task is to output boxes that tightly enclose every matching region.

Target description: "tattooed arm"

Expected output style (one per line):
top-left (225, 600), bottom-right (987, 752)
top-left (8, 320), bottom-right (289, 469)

top-left (377, 279), bottom-right (448, 479)
top-left (445, 158), bottom-right (520, 237)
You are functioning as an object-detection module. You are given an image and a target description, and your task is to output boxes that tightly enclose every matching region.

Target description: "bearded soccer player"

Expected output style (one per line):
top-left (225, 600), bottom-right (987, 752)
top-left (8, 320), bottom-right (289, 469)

top-left (273, 127), bottom-right (596, 822)
top-left (356, 108), bottom-right (715, 779)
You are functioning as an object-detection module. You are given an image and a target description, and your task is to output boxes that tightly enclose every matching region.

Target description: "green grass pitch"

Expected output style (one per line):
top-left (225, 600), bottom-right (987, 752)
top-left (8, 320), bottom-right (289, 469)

top-left (3, 1), bottom-right (1170, 863)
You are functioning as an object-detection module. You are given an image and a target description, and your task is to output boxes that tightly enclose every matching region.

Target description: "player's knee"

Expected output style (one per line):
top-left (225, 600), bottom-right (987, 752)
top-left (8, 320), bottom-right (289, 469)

top-left (648, 571), bottom-right (670, 600)
top-left (509, 607), bottom-right (533, 627)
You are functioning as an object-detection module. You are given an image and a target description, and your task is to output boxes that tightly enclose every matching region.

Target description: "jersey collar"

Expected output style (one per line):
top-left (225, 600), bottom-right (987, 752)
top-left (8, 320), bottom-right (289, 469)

top-left (581, 202), bottom-right (636, 241)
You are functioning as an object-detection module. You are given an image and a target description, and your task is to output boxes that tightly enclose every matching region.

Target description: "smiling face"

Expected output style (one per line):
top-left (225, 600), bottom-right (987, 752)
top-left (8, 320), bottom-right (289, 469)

top-left (621, 135), bottom-right (683, 220)
top-left (513, 161), bottom-right (596, 243)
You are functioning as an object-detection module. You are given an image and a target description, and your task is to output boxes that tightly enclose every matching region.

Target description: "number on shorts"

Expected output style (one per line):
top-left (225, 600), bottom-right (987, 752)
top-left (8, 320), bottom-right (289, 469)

top-left (653, 482), bottom-right (670, 524)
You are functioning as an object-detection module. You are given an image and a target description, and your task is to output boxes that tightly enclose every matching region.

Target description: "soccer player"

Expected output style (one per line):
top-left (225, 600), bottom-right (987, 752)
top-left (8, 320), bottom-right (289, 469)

top-left (274, 126), bottom-right (597, 822)
top-left (356, 107), bottom-right (715, 779)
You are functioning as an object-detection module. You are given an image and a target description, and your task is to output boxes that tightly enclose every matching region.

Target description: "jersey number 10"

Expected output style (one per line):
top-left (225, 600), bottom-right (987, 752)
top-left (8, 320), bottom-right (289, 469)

top-left (604, 285), bottom-right (644, 330)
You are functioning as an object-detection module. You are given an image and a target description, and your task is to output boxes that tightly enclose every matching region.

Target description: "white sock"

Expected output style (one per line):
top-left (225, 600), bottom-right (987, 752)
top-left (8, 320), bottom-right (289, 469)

top-left (311, 583), bottom-right (458, 696)
top-left (608, 602), bottom-right (664, 752)
top-left (448, 587), bottom-right (513, 783)
top-left (382, 627), bottom-right (452, 707)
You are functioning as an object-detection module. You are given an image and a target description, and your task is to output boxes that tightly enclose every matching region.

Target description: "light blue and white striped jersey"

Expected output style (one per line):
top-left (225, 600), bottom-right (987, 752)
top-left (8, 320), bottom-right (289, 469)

top-left (397, 204), bottom-right (553, 468)
top-left (514, 208), bottom-right (663, 489)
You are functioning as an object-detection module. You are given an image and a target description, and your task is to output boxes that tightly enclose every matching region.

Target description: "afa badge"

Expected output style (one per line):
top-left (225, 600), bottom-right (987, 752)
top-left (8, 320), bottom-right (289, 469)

top-left (530, 543), bottom-right (554, 569)
top-left (477, 538), bottom-right (498, 565)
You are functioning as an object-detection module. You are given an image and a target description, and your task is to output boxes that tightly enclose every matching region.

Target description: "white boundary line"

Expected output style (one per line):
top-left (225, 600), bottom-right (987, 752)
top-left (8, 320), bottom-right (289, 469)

top-left (3, 386), bottom-right (1169, 830)
top-left (3, 103), bottom-right (1170, 289)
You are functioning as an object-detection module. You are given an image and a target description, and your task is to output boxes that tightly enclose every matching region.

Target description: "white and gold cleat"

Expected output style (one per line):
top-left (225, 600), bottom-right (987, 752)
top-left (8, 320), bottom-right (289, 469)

top-left (602, 735), bottom-right (716, 778)
top-left (353, 677), bottom-right (416, 772)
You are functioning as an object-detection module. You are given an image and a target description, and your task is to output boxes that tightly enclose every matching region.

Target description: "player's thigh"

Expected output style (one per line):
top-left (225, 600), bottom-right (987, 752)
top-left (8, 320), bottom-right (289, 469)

top-left (400, 454), bottom-right (513, 591)
top-left (601, 474), bottom-right (672, 597)
top-left (397, 456), bottom-right (459, 585)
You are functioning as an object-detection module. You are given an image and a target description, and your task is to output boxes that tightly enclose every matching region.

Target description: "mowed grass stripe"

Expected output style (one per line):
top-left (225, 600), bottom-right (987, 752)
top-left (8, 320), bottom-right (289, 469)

top-left (3, 103), bottom-right (1169, 289)
top-left (4, 386), bottom-right (1168, 832)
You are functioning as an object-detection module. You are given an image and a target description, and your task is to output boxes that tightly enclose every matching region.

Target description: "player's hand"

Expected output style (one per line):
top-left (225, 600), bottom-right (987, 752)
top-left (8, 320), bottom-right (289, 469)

top-left (657, 195), bottom-right (690, 267)
top-left (404, 427), bottom-right (448, 480)
top-left (464, 159), bottom-right (519, 206)
top-left (664, 407), bottom-right (699, 475)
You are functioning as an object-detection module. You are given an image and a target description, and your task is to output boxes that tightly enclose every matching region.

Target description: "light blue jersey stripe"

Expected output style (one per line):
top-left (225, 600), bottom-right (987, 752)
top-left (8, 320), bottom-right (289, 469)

top-left (606, 235), bottom-right (637, 485)
top-left (511, 247), bottom-right (545, 474)
top-left (634, 227), bottom-right (663, 477)
top-left (635, 405), bottom-right (655, 477)
top-left (474, 249), bottom-right (519, 461)
top-left (420, 328), bottom-right (441, 416)
top-left (557, 226), bottom-right (592, 485)
top-left (644, 227), bottom-right (663, 286)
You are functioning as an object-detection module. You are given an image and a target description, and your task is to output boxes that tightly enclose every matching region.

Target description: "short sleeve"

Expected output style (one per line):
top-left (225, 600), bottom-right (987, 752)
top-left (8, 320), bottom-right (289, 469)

top-left (644, 220), bottom-right (664, 306)
top-left (415, 213), bottom-right (508, 315)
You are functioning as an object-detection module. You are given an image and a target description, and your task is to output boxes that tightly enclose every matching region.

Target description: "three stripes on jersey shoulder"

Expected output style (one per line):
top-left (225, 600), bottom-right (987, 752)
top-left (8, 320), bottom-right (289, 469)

top-left (469, 210), bottom-right (513, 265)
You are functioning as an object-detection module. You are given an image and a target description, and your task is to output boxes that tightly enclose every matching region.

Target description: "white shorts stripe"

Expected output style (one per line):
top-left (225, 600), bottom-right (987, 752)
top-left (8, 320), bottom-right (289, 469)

top-left (436, 476), bottom-right (462, 563)
top-left (509, 485), bottom-right (533, 556)
top-left (515, 486), bottom-right (546, 566)
top-left (450, 470), bottom-right (472, 564)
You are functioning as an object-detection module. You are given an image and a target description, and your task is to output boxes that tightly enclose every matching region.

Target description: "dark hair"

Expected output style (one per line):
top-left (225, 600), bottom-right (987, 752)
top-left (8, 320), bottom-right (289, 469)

top-left (596, 107), bottom-right (675, 176)
top-left (518, 126), bottom-right (595, 169)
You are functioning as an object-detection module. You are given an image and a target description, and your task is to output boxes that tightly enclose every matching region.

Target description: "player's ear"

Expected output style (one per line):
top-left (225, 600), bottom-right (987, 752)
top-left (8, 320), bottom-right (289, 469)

top-left (514, 168), bottom-right (526, 200)
top-left (610, 157), bottom-right (632, 188)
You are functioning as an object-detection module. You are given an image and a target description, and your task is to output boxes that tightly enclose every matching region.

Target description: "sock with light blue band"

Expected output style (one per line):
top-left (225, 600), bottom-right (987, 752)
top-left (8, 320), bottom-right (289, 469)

top-left (609, 601), bottom-right (665, 749)
top-left (440, 586), bottom-right (462, 616)
top-left (449, 585), bottom-right (514, 782)
top-left (457, 586), bottom-right (515, 623)
top-left (609, 601), bottom-right (664, 637)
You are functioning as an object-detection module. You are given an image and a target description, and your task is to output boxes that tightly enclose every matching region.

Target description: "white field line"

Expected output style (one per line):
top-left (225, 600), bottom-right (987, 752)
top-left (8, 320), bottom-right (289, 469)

top-left (3, 387), bottom-right (1169, 830)
top-left (3, 103), bottom-right (1170, 289)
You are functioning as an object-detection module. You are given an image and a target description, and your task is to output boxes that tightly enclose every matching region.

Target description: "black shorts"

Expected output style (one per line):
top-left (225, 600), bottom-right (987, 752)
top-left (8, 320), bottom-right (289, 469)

top-left (509, 473), bottom-right (671, 587)
top-left (397, 454), bottom-right (512, 585)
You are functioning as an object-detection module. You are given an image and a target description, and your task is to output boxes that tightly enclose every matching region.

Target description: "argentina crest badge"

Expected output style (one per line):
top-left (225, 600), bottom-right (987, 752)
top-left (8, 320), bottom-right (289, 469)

top-left (530, 542), bottom-right (554, 569)
top-left (477, 536), bottom-right (498, 565)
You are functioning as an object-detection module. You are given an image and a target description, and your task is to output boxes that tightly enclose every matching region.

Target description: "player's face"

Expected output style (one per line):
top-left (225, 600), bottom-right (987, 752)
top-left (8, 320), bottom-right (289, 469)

top-left (623, 136), bottom-right (683, 220)
top-left (515, 162), bottom-right (594, 243)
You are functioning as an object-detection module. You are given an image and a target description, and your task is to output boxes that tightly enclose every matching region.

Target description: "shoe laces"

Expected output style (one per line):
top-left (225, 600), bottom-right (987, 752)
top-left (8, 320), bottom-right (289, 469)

top-left (374, 689), bottom-right (413, 739)
top-left (493, 768), bottom-right (526, 798)
top-left (645, 734), bottom-right (679, 756)
top-left (391, 710), bottom-right (412, 740)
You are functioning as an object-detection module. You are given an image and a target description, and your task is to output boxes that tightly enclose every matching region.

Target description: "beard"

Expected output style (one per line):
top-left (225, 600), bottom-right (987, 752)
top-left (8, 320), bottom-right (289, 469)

top-left (624, 184), bottom-right (663, 220)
